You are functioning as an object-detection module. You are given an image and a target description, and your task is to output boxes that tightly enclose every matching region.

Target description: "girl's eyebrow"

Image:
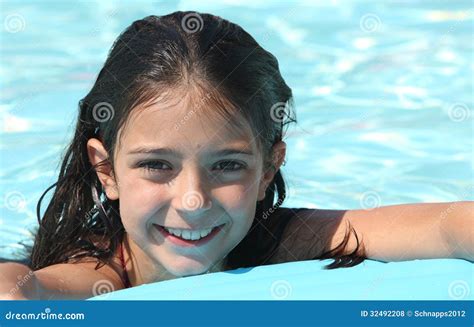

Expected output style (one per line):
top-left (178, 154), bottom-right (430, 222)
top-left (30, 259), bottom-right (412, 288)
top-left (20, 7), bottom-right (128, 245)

top-left (127, 146), bottom-right (254, 157)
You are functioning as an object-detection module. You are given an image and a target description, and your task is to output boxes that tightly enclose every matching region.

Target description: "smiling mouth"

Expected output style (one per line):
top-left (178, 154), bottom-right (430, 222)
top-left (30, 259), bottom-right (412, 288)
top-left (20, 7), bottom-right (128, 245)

top-left (153, 223), bottom-right (225, 247)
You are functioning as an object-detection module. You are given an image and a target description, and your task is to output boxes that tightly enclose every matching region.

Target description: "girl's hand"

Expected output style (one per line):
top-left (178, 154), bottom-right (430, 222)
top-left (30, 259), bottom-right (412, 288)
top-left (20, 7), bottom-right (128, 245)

top-left (269, 201), bottom-right (473, 264)
top-left (0, 262), bottom-right (39, 300)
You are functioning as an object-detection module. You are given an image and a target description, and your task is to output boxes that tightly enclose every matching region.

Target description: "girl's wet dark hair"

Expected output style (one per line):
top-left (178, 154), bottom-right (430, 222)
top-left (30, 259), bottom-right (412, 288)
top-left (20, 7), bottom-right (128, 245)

top-left (30, 11), bottom-right (366, 272)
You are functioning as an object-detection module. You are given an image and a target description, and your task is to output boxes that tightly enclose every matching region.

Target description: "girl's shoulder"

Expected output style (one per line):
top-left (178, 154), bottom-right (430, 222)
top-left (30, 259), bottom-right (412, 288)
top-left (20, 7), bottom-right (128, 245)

top-left (273, 206), bottom-right (308, 217)
top-left (30, 244), bottom-right (126, 299)
top-left (271, 206), bottom-right (326, 223)
top-left (65, 236), bottom-right (128, 288)
top-left (267, 206), bottom-right (351, 264)
top-left (274, 206), bottom-right (352, 245)
top-left (273, 206), bottom-right (349, 227)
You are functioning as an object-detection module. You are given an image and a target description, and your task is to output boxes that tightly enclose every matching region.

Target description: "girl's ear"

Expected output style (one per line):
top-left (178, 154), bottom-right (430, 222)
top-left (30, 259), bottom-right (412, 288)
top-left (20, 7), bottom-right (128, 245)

top-left (257, 141), bottom-right (287, 201)
top-left (86, 138), bottom-right (119, 201)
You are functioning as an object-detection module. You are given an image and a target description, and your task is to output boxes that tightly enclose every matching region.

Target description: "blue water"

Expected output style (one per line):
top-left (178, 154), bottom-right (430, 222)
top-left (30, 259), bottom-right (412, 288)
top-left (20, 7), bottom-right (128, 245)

top-left (1, 1), bottom-right (473, 260)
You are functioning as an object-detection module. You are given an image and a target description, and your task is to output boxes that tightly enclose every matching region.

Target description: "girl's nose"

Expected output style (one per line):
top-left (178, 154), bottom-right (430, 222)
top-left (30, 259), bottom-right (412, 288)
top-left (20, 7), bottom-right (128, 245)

top-left (171, 167), bottom-right (212, 215)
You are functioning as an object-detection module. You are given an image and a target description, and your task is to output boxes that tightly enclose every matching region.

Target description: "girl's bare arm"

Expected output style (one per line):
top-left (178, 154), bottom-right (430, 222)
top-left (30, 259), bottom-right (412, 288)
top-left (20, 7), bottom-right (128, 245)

top-left (269, 201), bottom-right (473, 264)
top-left (0, 259), bottom-right (124, 300)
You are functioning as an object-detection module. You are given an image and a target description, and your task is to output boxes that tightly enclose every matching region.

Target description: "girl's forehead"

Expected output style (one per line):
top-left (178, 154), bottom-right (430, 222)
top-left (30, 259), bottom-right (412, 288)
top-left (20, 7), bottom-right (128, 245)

top-left (126, 86), bottom-right (249, 129)
top-left (117, 93), bottom-right (259, 157)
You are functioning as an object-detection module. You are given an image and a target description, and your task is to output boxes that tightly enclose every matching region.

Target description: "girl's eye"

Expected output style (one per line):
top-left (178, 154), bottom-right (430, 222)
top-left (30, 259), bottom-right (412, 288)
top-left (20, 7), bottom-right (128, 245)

top-left (137, 160), bottom-right (246, 173)
top-left (138, 161), bottom-right (171, 172)
top-left (214, 161), bottom-right (246, 171)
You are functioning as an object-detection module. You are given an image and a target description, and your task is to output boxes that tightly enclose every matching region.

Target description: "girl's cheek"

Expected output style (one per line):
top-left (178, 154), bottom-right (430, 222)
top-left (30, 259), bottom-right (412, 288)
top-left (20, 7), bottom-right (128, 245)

top-left (214, 182), bottom-right (258, 213)
top-left (119, 178), bottom-right (168, 224)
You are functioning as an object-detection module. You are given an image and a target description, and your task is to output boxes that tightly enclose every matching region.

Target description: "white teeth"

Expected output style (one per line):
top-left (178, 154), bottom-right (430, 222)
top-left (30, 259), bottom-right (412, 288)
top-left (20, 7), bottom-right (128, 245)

top-left (164, 227), bottom-right (213, 240)
top-left (166, 228), bottom-right (182, 237)
top-left (182, 230), bottom-right (191, 240)
top-left (200, 229), bottom-right (211, 238)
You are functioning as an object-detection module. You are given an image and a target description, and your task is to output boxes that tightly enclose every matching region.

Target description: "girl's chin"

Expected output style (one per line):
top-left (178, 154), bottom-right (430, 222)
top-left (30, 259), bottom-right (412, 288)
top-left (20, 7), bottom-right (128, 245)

top-left (165, 263), bottom-right (211, 277)
top-left (155, 253), bottom-right (216, 276)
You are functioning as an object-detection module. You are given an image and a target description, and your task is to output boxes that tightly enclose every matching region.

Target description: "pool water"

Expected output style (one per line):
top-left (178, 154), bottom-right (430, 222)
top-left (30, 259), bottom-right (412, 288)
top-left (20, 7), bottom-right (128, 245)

top-left (1, 1), bottom-right (473, 260)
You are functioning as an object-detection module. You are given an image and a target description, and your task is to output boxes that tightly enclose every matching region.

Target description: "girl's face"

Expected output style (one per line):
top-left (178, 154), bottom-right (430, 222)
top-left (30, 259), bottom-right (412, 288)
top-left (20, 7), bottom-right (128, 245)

top-left (87, 88), bottom-right (286, 278)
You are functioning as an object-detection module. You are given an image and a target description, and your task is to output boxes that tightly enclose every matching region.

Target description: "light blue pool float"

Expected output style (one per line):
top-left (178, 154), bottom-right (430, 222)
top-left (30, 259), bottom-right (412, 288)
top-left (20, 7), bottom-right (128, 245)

top-left (89, 258), bottom-right (472, 300)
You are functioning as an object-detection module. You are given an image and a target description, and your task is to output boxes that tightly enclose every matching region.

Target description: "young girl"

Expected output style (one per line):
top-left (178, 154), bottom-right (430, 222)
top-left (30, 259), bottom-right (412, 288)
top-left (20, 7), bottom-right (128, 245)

top-left (1, 11), bottom-right (472, 300)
